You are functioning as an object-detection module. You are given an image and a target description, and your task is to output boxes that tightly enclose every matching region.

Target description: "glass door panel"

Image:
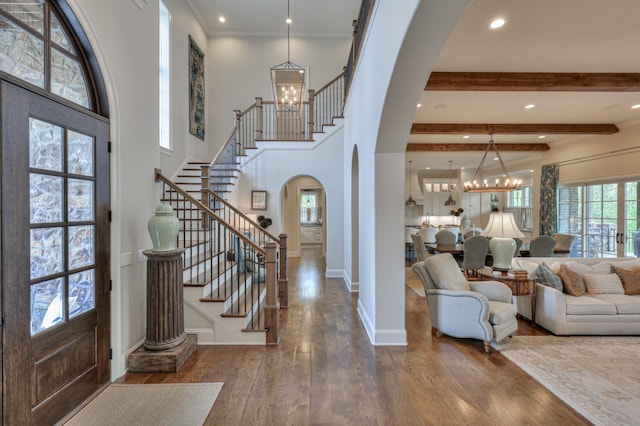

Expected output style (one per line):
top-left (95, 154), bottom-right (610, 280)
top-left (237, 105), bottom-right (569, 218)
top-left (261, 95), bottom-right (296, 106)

top-left (583, 183), bottom-right (618, 258)
top-left (624, 182), bottom-right (640, 257)
top-left (557, 186), bottom-right (582, 256)
top-left (29, 120), bottom-right (96, 336)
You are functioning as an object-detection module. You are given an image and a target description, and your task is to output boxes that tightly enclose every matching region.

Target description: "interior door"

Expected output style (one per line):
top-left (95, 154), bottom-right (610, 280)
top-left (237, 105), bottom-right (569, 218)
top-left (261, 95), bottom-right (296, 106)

top-left (1, 80), bottom-right (110, 424)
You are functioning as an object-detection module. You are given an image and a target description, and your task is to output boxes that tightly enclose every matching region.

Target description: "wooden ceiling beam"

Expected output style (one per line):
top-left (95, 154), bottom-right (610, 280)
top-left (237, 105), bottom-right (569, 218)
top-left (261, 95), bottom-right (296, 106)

top-left (411, 123), bottom-right (619, 134)
top-left (426, 72), bottom-right (640, 92)
top-left (407, 143), bottom-right (550, 152)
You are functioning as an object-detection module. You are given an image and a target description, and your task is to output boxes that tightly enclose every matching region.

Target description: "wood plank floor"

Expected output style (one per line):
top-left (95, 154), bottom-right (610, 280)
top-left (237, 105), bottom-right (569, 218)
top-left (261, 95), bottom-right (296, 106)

top-left (118, 247), bottom-right (589, 425)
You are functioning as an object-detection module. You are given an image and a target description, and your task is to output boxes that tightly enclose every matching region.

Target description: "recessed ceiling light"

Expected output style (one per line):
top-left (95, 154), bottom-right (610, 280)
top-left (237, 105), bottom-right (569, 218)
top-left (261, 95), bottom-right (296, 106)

top-left (218, 16), bottom-right (226, 23)
top-left (463, 135), bottom-right (470, 139)
top-left (493, 157), bottom-right (499, 161)
top-left (417, 103), bottom-right (422, 108)
top-left (426, 167), bottom-right (431, 170)
top-left (490, 18), bottom-right (506, 29)
top-left (461, 167), bottom-right (466, 170)
top-left (525, 104), bottom-right (535, 109)
top-left (286, 17), bottom-right (292, 24)
top-left (529, 170), bottom-right (534, 173)
top-left (632, 104), bottom-right (640, 109)
top-left (538, 135), bottom-right (546, 139)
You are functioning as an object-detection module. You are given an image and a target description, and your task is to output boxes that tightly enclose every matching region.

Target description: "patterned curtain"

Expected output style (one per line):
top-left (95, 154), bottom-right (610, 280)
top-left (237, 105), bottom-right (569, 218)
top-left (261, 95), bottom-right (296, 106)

top-left (539, 164), bottom-right (558, 235)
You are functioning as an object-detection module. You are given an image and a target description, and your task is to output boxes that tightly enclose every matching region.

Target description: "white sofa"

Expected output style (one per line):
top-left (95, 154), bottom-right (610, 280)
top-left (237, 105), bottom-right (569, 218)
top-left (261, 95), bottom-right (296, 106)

top-left (512, 257), bottom-right (640, 335)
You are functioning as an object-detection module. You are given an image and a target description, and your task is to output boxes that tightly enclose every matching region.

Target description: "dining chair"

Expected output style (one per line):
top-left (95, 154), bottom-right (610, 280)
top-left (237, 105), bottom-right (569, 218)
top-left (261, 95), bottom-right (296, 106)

top-left (529, 235), bottom-right (557, 257)
top-left (411, 233), bottom-right (430, 262)
top-left (513, 238), bottom-right (523, 257)
top-left (462, 236), bottom-right (489, 280)
top-left (552, 233), bottom-right (576, 257)
top-left (435, 230), bottom-right (457, 244)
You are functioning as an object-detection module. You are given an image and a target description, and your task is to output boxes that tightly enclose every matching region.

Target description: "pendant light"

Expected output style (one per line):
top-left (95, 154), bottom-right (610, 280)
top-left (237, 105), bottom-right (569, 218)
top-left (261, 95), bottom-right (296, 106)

top-left (463, 133), bottom-right (522, 192)
top-left (444, 160), bottom-right (457, 206)
top-left (405, 160), bottom-right (417, 207)
top-left (270, 0), bottom-right (305, 115)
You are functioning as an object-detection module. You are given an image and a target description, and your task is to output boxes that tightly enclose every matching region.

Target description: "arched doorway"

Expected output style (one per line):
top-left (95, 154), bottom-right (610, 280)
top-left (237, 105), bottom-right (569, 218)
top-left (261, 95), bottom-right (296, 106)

top-left (0, 1), bottom-right (110, 423)
top-left (282, 175), bottom-right (327, 260)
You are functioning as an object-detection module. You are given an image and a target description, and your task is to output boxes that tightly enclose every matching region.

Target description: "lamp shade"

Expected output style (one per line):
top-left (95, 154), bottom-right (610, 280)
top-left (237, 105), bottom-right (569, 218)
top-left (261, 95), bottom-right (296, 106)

top-left (480, 212), bottom-right (525, 238)
top-left (481, 212), bottom-right (524, 271)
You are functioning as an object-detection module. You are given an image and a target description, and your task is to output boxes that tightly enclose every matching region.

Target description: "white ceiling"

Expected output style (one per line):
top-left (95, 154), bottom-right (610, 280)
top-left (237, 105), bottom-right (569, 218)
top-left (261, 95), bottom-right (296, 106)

top-left (187, 0), bottom-right (360, 37)
top-left (187, 0), bottom-right (640, 174)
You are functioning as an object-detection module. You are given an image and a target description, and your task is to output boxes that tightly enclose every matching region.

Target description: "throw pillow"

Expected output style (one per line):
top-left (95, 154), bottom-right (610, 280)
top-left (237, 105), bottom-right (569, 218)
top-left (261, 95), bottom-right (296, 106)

top-left (534, 262), bottom-right (563, 291)
top-left (583, 272), bottom-right (624, 294)
top-left (568, 262), bottom-right (611, 277)
top-left (558, 264), bottom-right (586, 296)
top-left (612, 266), bottom-right (640, 295)
top-left (608, 258), bottom-right (640, 271)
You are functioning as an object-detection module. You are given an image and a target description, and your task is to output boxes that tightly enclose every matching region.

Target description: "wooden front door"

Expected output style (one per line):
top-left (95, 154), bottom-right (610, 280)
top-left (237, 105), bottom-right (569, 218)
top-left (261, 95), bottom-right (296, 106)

top-left (1, 80), bottom-right (110, 424)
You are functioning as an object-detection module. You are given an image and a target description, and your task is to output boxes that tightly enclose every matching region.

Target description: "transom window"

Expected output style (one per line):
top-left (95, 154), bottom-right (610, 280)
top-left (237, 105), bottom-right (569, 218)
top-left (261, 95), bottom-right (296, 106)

top-left (0, 0), bottom-right (92, 109)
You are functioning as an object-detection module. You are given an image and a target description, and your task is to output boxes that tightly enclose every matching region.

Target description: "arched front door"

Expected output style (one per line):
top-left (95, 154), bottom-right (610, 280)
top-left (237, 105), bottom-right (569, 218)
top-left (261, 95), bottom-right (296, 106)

top-left (0, 1), bottom-right (110, 424)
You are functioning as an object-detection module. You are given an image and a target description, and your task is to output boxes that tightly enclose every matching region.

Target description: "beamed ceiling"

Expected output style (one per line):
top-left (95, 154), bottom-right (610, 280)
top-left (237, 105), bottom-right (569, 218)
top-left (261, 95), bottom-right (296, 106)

top-left (409, 0), bottom-right (640, 174)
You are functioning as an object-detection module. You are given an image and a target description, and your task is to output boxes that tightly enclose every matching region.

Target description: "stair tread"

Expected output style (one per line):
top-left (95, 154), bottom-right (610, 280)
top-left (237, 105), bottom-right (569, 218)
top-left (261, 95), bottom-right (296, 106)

top-left (184, 261), bottom-right (235, 286)
top-left (220, 280), bottom-right (264, 317)
top-left (182, 250), bottom-right (224, 271)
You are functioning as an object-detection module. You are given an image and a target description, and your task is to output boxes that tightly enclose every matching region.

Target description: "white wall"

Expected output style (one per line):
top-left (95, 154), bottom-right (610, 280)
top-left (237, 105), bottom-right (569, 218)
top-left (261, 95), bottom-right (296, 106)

top-left (160, 0), bottom-right (210, 175)
top-left (69, 0), bottom-right (207, 379)
top-left (344, 0), bottom-right (470, 345)
top-left (528, 123), bottom-right (640, 233)
top-left (207, 36), bottom-right (351, 154)
top-left (238, 128), bottom-right (345, 275)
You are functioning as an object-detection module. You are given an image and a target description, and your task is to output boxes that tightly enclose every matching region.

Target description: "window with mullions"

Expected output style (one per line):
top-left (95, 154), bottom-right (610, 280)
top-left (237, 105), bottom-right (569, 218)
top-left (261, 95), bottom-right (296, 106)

top-left (504, 186), bottom-right (533, 231)
top-left (0, 0), bottom-right (92, 109)
top-left (558, 182), bottom-right (640, 258)
top-left (300, 191), bottom-right (322, 225)
top-left (506, 186), bottom-right (533, 207)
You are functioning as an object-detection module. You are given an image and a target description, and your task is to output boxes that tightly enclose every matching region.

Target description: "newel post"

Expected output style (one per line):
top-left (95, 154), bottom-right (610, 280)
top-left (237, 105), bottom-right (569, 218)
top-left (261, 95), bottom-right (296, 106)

top-left (255, 97), bottom-right (263, 142)
top-left (278, 233), bottom-right (288, 308)
top-left (201, 165), bottom-right (210, 229)
top-left (234, 109), bottom-right (243, 156)
top-left (265, 242), bottom-right (280, 345)
top-left (307, 89), bottom-right (315, 139)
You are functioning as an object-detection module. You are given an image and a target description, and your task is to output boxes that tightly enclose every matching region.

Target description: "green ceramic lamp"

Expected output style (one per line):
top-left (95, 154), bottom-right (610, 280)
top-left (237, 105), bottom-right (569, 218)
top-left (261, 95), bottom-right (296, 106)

top-left (480, 212), bottom-right (524, 271)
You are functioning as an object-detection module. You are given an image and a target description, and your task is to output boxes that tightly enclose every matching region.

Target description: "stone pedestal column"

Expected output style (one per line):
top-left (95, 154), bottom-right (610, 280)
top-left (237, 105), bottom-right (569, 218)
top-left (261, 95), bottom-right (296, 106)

top-left (143, 248), bottom-right (186, 350)
top-left (128, 248), bottom-right (196, 373)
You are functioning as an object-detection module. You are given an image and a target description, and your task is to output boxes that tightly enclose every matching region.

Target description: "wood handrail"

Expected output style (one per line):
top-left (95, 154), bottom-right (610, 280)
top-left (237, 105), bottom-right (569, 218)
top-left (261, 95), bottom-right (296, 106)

top-left (315, 71), bottom-right (346, 96)
top-left (203, 187), bottom-right (280, 243)
top-left (237, 102), bottom-right (257, 119)
top-left (209, 127), bottom-right (237, 168)
top-left (154, 168), bottom-right (264, 254)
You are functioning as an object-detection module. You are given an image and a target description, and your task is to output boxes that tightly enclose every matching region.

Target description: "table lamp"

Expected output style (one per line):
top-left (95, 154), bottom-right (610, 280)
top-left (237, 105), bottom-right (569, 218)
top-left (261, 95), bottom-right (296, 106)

top-left (480, 212), bottom-right (525, 271)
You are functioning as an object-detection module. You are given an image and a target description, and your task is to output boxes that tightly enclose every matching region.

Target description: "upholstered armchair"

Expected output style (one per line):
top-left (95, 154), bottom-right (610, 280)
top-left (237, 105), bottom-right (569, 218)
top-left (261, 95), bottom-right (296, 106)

top-left (412, 253), bottom-right (518, 352)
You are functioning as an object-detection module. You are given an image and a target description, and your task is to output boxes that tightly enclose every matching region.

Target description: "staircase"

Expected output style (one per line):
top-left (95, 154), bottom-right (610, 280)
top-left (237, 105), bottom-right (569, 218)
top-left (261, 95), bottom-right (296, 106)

top-left (156, 167), bottom-right (286, 345)
top-left (151, 71), bottom-right (345, 345)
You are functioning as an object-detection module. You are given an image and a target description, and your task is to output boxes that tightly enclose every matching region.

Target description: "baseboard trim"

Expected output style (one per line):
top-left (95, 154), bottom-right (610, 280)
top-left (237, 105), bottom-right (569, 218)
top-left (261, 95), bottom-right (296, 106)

top-left (357, 299), bottom-right (407, 346)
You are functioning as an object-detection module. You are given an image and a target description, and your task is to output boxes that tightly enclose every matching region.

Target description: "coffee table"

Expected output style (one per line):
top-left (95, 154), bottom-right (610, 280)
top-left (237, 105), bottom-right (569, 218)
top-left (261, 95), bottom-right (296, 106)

top-left (477, 267), bottom-right (537, 322)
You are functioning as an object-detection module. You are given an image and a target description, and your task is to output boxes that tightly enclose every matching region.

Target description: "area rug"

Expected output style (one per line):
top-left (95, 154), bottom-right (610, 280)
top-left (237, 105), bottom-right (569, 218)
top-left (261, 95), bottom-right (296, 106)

top-left (405, 267), bottom-right (425, 297)
top-left (64, 382), bottom-right (223, 426)
top-left (493, 336), bottom-right (640, 426)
